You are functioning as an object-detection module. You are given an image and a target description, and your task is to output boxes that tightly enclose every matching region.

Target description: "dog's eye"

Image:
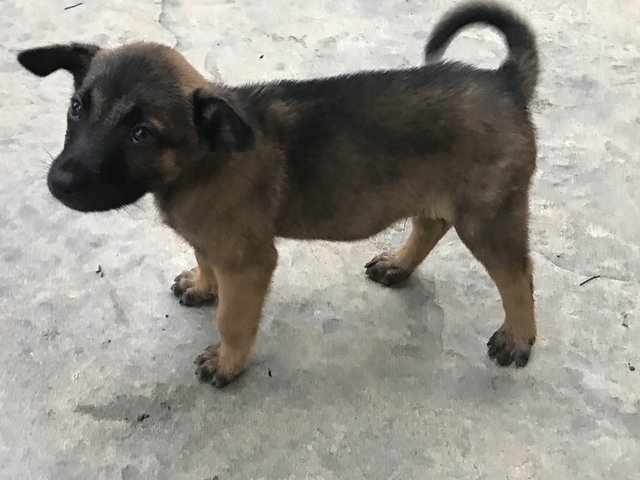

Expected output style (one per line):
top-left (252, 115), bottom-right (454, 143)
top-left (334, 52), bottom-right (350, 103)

top-left (69, 98), bottom-right (82, 120)
top-left (131, 126), bottom-right (152, 145)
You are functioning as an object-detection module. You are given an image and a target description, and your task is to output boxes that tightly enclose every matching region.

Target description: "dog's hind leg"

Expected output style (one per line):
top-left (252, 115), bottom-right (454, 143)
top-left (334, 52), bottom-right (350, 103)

top-left (365, 215), bottom-right (451, 287)
top-left (454, 192), bottom-right (536, 367)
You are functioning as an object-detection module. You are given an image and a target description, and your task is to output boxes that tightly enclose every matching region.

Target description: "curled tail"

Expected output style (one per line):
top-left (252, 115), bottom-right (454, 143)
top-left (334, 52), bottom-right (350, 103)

top-left (425, 2), bottom-right (539, 105)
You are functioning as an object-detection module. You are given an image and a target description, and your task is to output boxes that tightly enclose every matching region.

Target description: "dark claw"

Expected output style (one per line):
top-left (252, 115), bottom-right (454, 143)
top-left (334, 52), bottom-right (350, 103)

top-left (514, 351), bottom-right (530, 368)
top-left (171, 281), bottom-right (185, 297)
top-left (364, 256), bottom-right (381, 269)
top-left (211, 374), bottom-right (230, 388)
top-left (179, 290), bottom-right (199, 306)
top-left (496, 349), bottom-right (513, 366)
top-left (488, 343), bottom-right (501, 358)
top-left (196, 363), bottom-right (214, 382)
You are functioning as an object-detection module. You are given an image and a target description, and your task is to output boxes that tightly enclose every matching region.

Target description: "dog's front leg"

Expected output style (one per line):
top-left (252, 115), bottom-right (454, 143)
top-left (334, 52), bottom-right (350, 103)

top-left (195, 245), bottom-right (277, 387)
top-left (171, 250), bottom-right (218, 306)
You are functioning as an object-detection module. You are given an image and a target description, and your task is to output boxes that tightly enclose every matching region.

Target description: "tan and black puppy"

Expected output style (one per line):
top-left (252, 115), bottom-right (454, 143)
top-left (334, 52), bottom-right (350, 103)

top-left (18, 2), bottom-right (539, 388)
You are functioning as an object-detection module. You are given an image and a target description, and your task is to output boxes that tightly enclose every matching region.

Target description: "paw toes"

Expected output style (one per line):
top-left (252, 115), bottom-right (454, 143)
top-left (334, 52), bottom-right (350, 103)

top-left (364, 254), bottom-right (385, 269)
top-left (495, 349), bottom-right (514, 366)
top-left (487, 342), bottom-right (501, 358)
top-left (195, 365), bottom-right (229, 387)
top-left (196, 363), bottom-right (230, 387)
top-left (179, 289), bottom-right (199, 306)
top-left (514, 351), bottom-right (530, 368)
top-left (195, 361), bottom-right (215, 382)
top-left (487, 328), bottom-right (533, 368)
top-left (383, 268), bottom-right (410, 286)
top-left (172, 268), bottom-right (214, 303)
top-left (171, 281), bottom-right (186, 297)
top-left (211, 374), bottom-right (231, 389)
top-left (487, 330), bottom-right (500, 347)
top-left (194, 345), bottom-right (217, 366)
top-left (175, 287), bottom-right (215, 307)
top-left (365, 255), bottom-right (410, 287)
top-left (194, 346), bottom-right (232, 388)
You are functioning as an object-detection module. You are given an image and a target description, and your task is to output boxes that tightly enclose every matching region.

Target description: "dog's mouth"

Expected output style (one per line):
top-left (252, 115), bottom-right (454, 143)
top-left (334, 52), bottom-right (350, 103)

top-left (47, 165), bottom-right (146, 212)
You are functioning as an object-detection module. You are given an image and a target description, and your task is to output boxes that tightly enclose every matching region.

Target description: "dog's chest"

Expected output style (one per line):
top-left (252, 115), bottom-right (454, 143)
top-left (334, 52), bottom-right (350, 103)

top-left (155, 193), bottom-right (203, 247)
top-left (163, 209), bottom-right (203, 247)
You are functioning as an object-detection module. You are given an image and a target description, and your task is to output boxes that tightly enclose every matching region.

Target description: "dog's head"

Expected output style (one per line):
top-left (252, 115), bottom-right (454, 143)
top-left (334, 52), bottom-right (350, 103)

top-left (18, 42), bottom-right (255, 212)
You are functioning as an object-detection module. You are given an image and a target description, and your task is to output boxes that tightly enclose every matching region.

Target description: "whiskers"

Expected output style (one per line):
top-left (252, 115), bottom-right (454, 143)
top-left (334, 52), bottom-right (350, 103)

top-left (37, 147), bottom-right (55, 178)
top-left (115, 201), bottom-right (146, 221)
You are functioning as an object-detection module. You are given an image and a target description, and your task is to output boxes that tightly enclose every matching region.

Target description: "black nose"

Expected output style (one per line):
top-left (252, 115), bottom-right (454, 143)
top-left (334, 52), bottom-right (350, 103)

top-left (48, 164), bottom-right (76, 196)
top-left (47, 155), bottom-right (92, 200)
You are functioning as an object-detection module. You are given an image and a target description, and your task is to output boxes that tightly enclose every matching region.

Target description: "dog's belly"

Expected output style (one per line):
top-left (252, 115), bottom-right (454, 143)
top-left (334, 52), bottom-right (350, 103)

top-left (274, 190), bottom-right (424, 241)
top-left (275, 215), bottom-right (401, 241)
top-left (273, 156), bottom-right (457, 241)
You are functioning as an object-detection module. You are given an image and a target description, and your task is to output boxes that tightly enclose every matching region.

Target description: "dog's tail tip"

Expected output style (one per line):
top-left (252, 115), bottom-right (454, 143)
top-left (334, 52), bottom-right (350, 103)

top-left (425, 2), bottom-right (539, 105)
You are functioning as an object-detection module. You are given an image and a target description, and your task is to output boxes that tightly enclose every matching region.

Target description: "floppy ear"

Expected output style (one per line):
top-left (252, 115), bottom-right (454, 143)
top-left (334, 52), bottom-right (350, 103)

top-left (17, 43), bottom-right (100, 88)
top-left (192, 88), bottom-right (256, 153)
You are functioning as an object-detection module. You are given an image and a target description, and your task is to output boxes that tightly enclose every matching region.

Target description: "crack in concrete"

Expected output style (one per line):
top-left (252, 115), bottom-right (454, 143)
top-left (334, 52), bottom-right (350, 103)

top-left (108, 288), bottom-right (129, 326)
top-left (533, 251), bottom-right (636, 285)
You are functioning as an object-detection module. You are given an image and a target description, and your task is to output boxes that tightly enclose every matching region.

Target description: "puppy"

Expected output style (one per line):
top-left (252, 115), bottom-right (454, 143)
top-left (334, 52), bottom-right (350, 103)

top-left (18, 2), bottom-right (539, 387)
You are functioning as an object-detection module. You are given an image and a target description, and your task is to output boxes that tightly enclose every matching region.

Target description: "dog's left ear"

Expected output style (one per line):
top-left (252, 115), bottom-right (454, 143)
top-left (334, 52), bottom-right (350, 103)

top-left (192, 88), bottom-right (256, 153)
top-left (17, 43), bottom-right (100, 89)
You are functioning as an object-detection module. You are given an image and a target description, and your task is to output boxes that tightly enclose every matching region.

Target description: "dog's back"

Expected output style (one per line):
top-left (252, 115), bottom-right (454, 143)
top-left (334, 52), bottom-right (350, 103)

top-left (234, 3), bottom-right (538, 241)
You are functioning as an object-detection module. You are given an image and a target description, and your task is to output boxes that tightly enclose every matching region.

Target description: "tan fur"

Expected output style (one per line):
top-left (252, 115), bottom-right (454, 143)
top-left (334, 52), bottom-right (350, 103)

top-left (490, 262), bottom-right (536, 345)
top-left (113, 42), bottom-right (208, 92)
top-left (195, 250), bottom-right (277, 385)
top-left (155, 150), bottom-right (181, 184)
top-left (195, 251), bottom-right (218, 296)
top-left (394, 217), bottom-right (452, 271)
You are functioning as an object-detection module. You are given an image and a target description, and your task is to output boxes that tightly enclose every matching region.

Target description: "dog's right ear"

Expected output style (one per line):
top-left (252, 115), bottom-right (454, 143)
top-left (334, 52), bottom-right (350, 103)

top-left (17, 43), bottom-right (100, 89)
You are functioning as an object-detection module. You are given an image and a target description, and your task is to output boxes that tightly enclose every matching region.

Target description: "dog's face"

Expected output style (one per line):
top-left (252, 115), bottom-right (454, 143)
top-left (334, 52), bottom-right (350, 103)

top-left (18, 42), bottom-right (255, 212)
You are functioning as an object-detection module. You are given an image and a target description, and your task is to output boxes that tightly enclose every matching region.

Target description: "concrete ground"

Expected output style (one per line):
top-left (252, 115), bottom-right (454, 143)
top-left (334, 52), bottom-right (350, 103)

top-left (1, 0), bottom-right (638, 478)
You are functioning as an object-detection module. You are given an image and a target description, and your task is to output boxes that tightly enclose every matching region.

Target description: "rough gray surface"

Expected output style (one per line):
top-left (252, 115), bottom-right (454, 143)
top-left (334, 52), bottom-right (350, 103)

top-left (1, 0), bottom-right (638, 478)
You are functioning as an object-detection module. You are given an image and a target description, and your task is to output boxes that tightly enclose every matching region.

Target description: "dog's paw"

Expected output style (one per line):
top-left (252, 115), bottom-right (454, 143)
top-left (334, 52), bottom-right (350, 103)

top-left (365, 253), bottom-right (411, 287)
top-left (194, 344), bottom-right (234, 388)
top-left (487, 326), bottom-right (535, 367)
top-left (171, 269), bottom-right (216, 307)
